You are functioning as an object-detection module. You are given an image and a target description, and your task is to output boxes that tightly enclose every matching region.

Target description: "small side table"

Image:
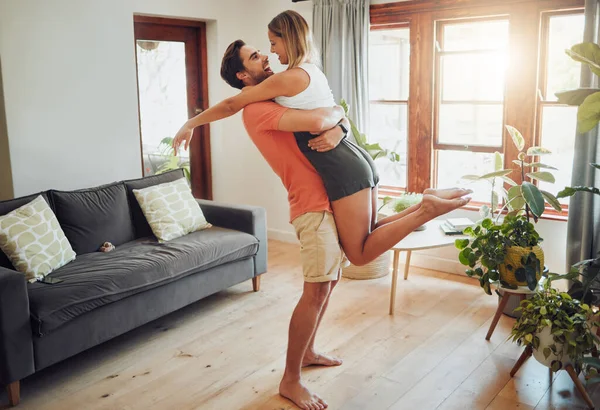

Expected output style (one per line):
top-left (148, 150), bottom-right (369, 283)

top-left (485, 283), bottom-right (538, 340)
top-left (389, 220), bottom-right (467, 315)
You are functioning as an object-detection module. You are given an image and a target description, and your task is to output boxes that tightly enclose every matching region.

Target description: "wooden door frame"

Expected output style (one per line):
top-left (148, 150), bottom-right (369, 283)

top-left (133, 15), bottom-right (212, 199)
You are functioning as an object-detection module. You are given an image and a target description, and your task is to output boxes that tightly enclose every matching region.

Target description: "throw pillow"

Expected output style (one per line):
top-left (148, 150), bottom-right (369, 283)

top-left (0, 196), bottom-right (76, 282)
top-left (133, 178), bottom-right (211, 241)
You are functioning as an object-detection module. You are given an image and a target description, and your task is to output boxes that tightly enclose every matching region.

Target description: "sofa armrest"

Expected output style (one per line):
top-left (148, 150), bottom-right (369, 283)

top-left (196, 199), bottom-right (267, 275)
top-left (0, 267), bottom-right (34, 385)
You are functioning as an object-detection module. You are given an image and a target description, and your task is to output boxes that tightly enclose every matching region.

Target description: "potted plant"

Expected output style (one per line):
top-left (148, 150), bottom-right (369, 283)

top-left (510, 278), bottom-right (599, 373)
top-left (455, 125), bottom-right (561, 294)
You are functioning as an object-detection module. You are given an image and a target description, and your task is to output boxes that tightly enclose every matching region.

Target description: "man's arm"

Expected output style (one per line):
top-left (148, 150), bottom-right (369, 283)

top-left (277, 106), bottom-right (345, 133)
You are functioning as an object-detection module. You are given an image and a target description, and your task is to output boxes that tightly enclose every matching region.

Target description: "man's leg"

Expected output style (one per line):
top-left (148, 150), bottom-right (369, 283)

top-left (280, 281), bottom-right (331, 410)
top-left (302, 278), bottom-right (343, 367)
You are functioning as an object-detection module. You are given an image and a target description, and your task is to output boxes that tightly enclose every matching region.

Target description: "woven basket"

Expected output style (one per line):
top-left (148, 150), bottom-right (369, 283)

top-left (498, 245), bottom-right (544, 287)
top-left (342, 250), bottom-right (392, 280)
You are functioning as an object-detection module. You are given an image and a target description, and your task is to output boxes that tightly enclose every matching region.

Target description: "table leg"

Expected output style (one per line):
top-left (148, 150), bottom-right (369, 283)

top-left (389, 250), bottom-right (400, 315)
top-left (565, 364), bottom-right (595, 409)
top-left (403, 250), bottom-right (412, 280)
top-left (486, 291), bottom-right (511, 340)
top-left (510, 345), bottom-right (533, 377)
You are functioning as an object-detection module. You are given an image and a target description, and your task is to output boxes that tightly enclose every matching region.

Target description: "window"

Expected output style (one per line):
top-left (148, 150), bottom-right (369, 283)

top-left (368, 27), bottom-right (410, 191)
top-left (434, 18), bottom-right (509, 202)
top-left (537, 12), bottom-right (585, 204)
top-left (369, 0), bottom-right (585, 216)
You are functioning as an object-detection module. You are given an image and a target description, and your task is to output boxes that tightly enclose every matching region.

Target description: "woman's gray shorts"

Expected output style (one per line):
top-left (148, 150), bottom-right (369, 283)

top-left (294, 131), bottom-right (380, 202)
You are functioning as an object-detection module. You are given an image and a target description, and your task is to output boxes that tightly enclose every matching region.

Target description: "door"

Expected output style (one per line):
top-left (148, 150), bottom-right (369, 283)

top-left (133, 16), bottom-right (212, 199)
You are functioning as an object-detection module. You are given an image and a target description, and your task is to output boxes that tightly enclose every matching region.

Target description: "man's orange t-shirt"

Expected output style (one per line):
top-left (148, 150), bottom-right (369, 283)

top-left (242, 101), bottom-right (331, 222)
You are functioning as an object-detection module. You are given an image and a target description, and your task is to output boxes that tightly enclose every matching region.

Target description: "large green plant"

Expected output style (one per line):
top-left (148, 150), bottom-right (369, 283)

top-left (510, 279), bottom-right (599, 373)
top-left (556, 42), bottom-right (600, 134)
top-left (340, 100), bottom-right (401, 163)
top-left (456, 215), bottom-right (543, 294)
top-left (461, 125), bottom-right (561, 222)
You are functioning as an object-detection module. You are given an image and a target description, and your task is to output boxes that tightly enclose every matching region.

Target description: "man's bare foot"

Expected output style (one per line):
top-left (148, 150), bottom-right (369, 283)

top-left (279, 378), bottom-right (328, 409)
top-left (420, 193), bottom-right (471, 218)
top-left (423, 187), bottom-right (472, 200)
top-left (302, 352), bottom-right (343, 368)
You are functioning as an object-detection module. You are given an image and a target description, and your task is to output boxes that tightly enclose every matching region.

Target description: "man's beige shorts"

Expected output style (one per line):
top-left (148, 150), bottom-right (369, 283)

top-left (291, 211), bottom-right (349, 283)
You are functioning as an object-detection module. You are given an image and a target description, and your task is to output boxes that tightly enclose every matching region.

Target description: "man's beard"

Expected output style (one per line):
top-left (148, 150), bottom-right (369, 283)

top-left (249, 70), bottom-right (273, 85)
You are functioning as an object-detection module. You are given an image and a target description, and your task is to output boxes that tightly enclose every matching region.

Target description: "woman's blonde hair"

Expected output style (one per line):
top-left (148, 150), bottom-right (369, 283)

top-left (268, 10), bottom-right (320, 69)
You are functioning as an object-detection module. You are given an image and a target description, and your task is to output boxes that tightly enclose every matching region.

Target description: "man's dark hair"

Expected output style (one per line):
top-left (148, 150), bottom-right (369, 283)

top-left (221, 40), bottom-right (246, 90)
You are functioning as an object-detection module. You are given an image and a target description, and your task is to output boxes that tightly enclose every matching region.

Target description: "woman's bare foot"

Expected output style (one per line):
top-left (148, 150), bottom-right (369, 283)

top-left (420, 194), bottom-right (471, 218)
top-left (302, 351), bottom-right (343, 367)
top-left (279, 378), bottom-right (328, 409)
top-left (423, 187), bottom-right (472, 200)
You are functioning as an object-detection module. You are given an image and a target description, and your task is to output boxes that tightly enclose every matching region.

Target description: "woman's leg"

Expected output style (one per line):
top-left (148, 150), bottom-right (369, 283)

top-left (332, 188), bottom-right (470, 266)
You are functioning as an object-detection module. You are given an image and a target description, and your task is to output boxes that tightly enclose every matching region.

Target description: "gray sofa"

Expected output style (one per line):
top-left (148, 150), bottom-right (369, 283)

top-left (0, 169), bottom-right (267, 406)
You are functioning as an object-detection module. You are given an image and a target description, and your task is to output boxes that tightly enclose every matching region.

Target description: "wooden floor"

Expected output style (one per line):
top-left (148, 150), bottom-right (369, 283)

top-left (2, 240), bottom-right (599, 410)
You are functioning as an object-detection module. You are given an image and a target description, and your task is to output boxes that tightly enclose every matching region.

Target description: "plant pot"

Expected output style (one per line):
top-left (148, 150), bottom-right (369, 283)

top-left (499, 245), bottom-right (545, 287)
top-left (342, 250), bottom-right (391, 280)
top-left (532, 326), bottom-right (571, 370)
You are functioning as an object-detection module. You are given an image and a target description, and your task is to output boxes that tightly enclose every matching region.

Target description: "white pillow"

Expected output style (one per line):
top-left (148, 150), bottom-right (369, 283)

top-left (133, 178), bottom-right (211, 241)
top-left (0, 196), bottom-right (76, 282)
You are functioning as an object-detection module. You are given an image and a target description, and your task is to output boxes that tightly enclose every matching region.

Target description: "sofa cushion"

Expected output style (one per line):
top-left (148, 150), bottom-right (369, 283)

top-left (50, 183), bottom-right (135, 255)
top-left (27, 226), bottom-right (259, 336)
top-left (0, 192), bottom-right (51, 270)
top-left (133, 178), bottom-right (211, 242)
top-left (124, 169), bottom-right (185, 238)
top-left (0, 196), bottom-right (76, 282)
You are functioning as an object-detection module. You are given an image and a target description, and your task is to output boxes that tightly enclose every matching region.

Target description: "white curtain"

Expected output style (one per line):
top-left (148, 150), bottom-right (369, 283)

top-left (312, 0), bottom-right (370, 132)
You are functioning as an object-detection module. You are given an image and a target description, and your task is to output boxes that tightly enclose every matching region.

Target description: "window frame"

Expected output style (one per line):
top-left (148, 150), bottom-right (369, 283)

top-left (370, 0), bottom-right (585, 219)
top-left (369, 23), bottom-right (411, 196)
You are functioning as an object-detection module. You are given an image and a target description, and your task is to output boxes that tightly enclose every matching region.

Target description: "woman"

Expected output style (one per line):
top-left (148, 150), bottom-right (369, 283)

top-left (172, 10), bottom-right (471, 266)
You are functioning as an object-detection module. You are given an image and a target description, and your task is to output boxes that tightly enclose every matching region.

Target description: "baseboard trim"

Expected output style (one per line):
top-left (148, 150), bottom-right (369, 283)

top-left (267, 229), bottom-right (299, 244)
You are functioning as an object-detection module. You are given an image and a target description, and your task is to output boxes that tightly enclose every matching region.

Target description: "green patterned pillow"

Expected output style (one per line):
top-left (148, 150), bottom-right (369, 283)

top-left (0, 196), bottom-right (76, 282)
top-left (133, 178), bottom-right (211, 242)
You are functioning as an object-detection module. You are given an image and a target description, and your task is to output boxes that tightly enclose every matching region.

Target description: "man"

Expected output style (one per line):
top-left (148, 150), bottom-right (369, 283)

top-left (220, 40), bottom-right (346, 410)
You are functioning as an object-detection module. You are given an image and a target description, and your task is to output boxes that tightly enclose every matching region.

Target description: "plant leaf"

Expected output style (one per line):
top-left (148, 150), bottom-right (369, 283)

top-left (507, 185), bottom-right (525, 211)
top-left (578, 91), bottom-right (600, 134)
top-left (521, 181), bottom-right (545, 217)
top-left (557, 186), bottom-right (600, 198)
top-left (567, 43), bottom-right (600, 77)
top-left (505, 125), bottom-right (525, 151)
top-left (513, 160), bottom-right (529, 167)
top-left (555, 88), bottom-right (600, 106)
top-left (479, 170), bottom-right (513, 179)
top-left (492, 191), bottom-right (499, 213)
top-left (501, 176), bottom-right (517, 186)
top-left (527, 147), bottom-right (552, 156)
top-left (529, 162), bottom-right (558, 170)
top-left (455, 239), bottom-right (469, 250)
top-left (526, 172), bottom-right (556, 184)
top-left (461, 174), bottom-right (481, 181)
top-left (591, 163), bottom-right (600, 170)
top-left (541, 190), bottom-right (562, 212)
top-left (495, 151), bottom-right (503, 171)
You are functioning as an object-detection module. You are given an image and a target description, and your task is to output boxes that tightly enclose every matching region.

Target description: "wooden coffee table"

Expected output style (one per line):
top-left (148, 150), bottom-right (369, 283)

top-left (389, 219), bottom-right (467, 315)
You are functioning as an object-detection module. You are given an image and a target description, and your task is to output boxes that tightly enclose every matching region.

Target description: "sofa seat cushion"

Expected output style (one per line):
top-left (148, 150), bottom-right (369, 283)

top-left (28, 227), bottom-right (259, 336)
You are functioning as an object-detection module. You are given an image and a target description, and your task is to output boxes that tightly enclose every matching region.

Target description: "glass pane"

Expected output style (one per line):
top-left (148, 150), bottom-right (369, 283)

top-left (369, 28), bottom-right (410, 101)
top-left (538, 106), bottom-right (578, 204)
top-left (442, 20), bottom-right (509, 52)
top-left (545, 13), bottom-right (585, 101)
top-left (438, 104), bottom-right (503, 146)
top-left (437, 151), bottom-right (499, 203)
top-left (369, 103), bottom-right (408, 188)
top-left (441, 53), bottom-right (506, 101)
top-left (136, 40), bottom-right (189, 176)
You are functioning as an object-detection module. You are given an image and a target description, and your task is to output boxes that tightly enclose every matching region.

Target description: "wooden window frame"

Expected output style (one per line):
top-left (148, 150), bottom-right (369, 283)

top-left (370, 23), bottom-right (410, 195)
top-left (370, 0), bottom-right (584, 219)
